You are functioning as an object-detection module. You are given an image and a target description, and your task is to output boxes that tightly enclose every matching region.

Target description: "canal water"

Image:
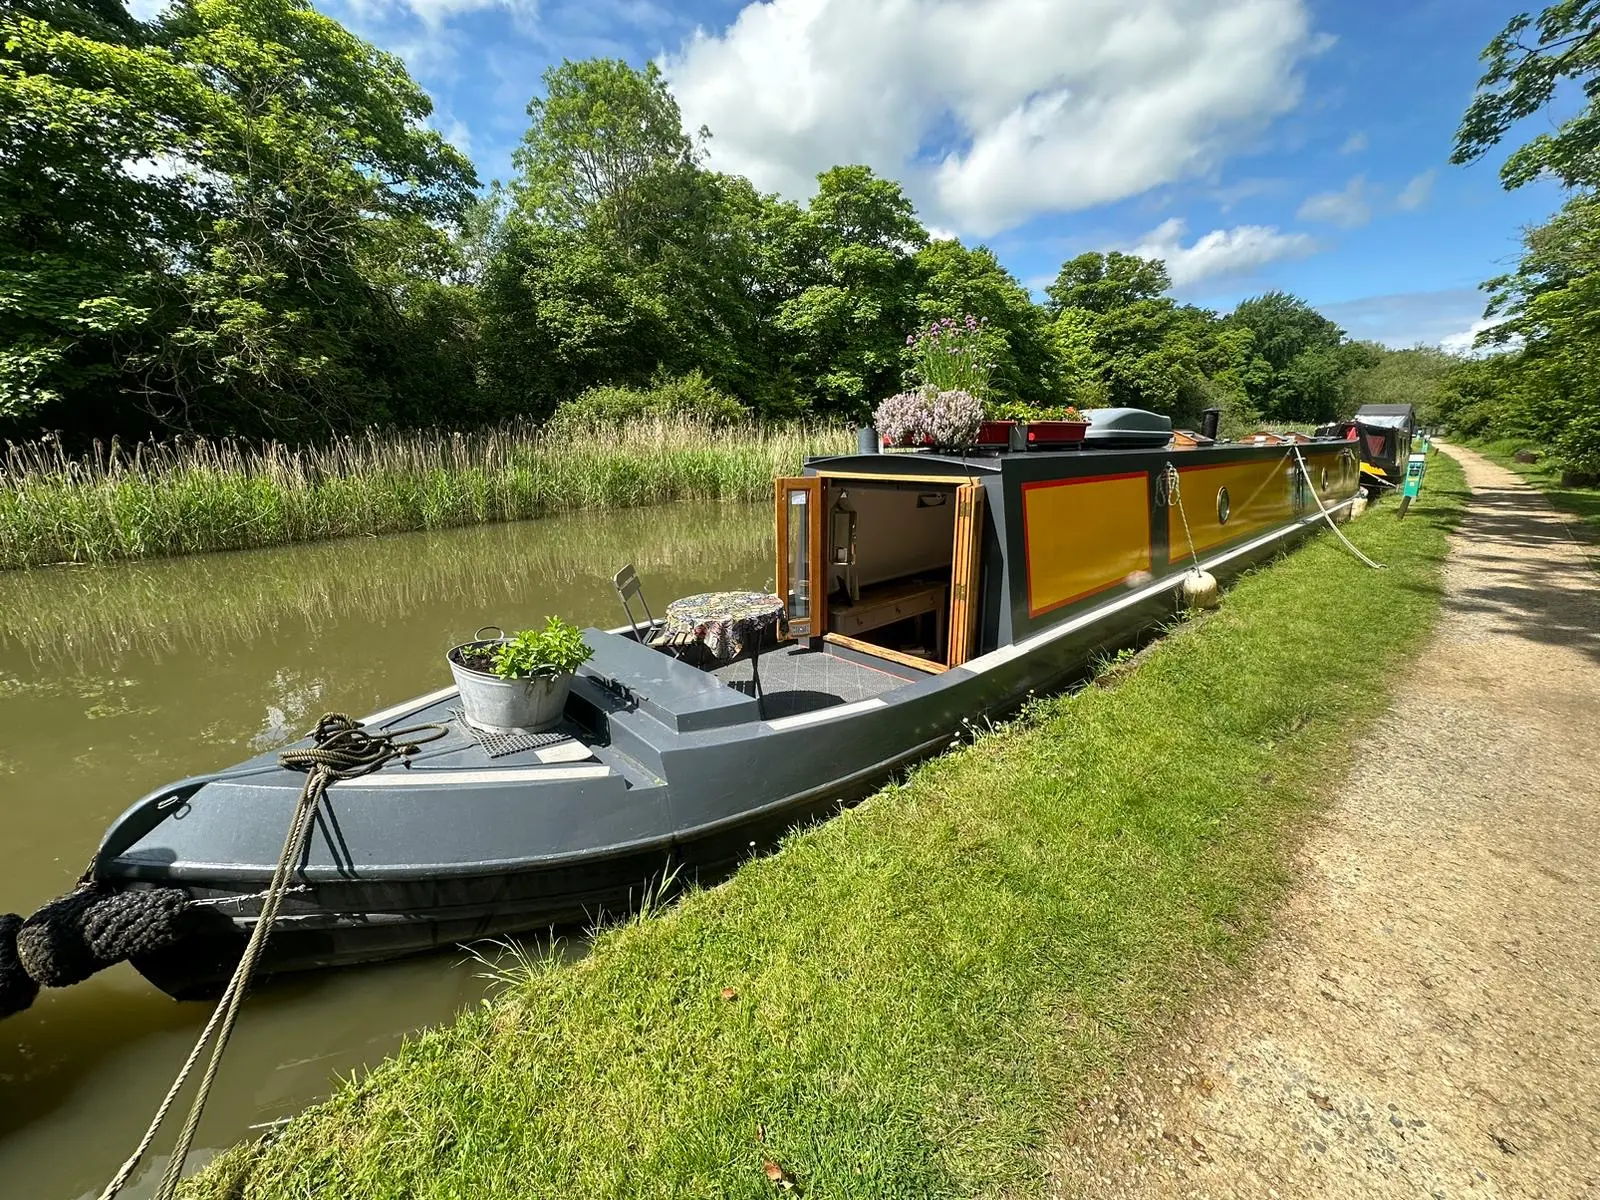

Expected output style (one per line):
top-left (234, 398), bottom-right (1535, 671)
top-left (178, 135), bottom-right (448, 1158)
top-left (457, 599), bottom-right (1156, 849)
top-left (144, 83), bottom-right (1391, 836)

top-left (0, 502), bottom-right (772, 1199)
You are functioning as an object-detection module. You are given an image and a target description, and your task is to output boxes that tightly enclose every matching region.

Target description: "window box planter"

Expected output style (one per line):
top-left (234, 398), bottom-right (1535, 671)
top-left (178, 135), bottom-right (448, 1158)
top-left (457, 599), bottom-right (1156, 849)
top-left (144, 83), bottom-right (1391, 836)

top-left (1025, 420), bottom-right (1089, 448)
top-left (975, 419), bottom-right (1016, 447)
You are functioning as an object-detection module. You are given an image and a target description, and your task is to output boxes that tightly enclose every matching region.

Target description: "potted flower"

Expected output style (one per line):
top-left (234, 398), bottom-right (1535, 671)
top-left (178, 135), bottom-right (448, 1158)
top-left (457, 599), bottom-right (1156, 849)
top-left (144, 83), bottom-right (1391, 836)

top-left (447, 616), bottom-right (594, 733)
top-left (873, 387), bottom-right (984, 452)
top-left (1023, 404), bottom-right (1090, 448)
top-left (978, 400), bottom-right (1031, 447)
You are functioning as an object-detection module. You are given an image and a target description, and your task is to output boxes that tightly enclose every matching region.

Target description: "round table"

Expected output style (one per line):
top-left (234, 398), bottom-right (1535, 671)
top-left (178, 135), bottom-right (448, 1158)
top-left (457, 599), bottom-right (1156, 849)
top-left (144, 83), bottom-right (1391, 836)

top-left (660, 591), bottom-right (788, 712)
top-left (660, 590), bottom-right (788, 661)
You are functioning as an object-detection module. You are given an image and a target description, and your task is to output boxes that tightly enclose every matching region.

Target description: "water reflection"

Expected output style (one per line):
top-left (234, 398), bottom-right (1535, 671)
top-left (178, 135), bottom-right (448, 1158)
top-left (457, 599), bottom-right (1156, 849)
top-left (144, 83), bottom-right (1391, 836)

top-left (0, 501), bottom-right (772, 1200)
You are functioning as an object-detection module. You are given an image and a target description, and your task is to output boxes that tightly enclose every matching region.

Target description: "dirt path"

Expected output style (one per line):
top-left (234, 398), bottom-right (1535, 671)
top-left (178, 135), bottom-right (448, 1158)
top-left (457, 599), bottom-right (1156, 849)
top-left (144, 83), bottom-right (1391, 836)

top-left (1049, 444), bottom-right (1600, 1200)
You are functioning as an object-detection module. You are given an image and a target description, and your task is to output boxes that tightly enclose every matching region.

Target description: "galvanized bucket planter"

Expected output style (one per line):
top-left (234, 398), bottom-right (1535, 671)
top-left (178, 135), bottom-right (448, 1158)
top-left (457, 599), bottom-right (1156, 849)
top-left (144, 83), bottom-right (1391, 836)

top-left (446, 630), bottom-right (572, 733)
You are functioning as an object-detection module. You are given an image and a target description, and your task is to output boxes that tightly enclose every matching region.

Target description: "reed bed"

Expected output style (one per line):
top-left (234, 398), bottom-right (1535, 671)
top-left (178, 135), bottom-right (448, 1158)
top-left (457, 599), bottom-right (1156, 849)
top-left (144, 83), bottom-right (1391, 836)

top-left (0, 419), bottom-right (850, 570)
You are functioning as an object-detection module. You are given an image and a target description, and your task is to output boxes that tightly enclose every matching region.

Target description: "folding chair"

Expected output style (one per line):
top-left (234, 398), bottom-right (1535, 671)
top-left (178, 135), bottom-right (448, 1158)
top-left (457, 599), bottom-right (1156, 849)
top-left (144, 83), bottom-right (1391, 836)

top-left (614, 564), bottom-right (675, 650)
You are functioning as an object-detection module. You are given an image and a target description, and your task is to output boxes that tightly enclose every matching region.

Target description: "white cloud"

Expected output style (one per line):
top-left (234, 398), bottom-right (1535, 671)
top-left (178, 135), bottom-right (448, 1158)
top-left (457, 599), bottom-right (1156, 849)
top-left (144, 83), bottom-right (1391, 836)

top-left (127, 0), bottom-right (172, 17)
top-left (1339, 131), bottom-right (1368, 155)
top-left (1395, 168), bottom-right (1436, 211)
top-left (1440, 315), bottom-right (1515, 355)
top-left (1297, 174), bottom-right (1372, 228)
top-left (1129, 217), bottom-right (1317, 286)
top-left (664, 0), bottom-right (1321, 236)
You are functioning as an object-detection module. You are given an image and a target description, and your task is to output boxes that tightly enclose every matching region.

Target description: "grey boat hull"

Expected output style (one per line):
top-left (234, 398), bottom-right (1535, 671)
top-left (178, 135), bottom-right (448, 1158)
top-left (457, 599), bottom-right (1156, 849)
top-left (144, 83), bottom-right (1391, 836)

top-left (92, 445), bottom-right (1357, 1000)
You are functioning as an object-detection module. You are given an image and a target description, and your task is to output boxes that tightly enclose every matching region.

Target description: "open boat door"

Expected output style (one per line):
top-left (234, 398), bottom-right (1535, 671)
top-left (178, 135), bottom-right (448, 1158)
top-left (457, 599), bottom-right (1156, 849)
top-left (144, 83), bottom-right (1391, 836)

top-left (947, 482), bottom-right (986, 667)
top-left (775, 477), bottom-right (825, 637)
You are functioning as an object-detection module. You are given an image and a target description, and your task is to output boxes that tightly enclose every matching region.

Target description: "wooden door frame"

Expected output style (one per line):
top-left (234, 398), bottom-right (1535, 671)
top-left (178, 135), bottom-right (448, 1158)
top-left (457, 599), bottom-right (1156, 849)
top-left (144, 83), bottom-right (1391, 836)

top-left (946, 482), bottom-right (986, 667)
top-left (774, 476), bottom-right (826, 639)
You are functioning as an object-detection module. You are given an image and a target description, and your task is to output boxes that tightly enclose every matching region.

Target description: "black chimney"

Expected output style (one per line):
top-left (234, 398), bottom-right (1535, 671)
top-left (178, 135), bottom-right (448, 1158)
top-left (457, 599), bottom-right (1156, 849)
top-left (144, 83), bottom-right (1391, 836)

top-left (1200, 407), bottom-right (1221, 441)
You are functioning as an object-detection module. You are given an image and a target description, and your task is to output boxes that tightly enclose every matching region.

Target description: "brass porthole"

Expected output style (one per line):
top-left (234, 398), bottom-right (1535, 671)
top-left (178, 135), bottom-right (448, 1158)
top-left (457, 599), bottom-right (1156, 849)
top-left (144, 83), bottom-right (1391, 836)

top-left (1217, 486), bottom-right (1231, 524)
top-left (1320, 467), bottom-right (1329, 490)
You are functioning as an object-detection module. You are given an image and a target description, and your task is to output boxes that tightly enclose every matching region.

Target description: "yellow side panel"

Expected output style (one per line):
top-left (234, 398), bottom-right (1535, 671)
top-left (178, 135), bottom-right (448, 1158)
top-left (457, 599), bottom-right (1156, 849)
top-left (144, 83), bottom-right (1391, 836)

top-left (1023, 472), bottom-right (1151, 618)
top-left (1168, 459), bottom-right (1296, 556)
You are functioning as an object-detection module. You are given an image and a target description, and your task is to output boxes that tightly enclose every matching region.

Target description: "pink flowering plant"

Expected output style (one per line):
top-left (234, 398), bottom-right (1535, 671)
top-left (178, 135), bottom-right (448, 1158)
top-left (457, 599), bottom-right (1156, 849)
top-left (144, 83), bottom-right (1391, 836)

top-left (873, 386), bottom-right (984, 448)
top-left (908, 314), bottom-right (993, 398)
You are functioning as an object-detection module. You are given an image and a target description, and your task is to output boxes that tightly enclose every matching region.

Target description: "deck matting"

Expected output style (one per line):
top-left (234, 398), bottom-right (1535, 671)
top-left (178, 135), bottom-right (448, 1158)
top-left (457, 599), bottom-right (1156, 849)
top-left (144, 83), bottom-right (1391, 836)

top-left (711, 645), bottom-right (910, 719)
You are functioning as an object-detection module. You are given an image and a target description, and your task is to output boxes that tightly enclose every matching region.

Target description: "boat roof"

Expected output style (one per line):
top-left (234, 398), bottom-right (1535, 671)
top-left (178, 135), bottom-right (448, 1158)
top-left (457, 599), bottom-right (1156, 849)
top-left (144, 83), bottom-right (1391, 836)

top-left (1354, 403), bottom-right (1415, 430)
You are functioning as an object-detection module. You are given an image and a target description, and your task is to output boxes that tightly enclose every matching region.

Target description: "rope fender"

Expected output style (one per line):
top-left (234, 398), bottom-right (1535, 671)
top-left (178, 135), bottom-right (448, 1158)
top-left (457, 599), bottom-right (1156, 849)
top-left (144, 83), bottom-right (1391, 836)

top-left (0, 913), bottom-right (39, 1018)
top-left (0, 884), bottom-right (192, 1015)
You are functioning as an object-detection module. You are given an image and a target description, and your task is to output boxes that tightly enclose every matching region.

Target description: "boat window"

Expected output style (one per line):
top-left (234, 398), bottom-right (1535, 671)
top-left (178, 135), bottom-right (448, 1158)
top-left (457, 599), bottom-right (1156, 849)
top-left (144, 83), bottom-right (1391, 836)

top-left (786, 488), bottom-right (812, 625)
top-left (1217, 486), bottom-right (1231, 525)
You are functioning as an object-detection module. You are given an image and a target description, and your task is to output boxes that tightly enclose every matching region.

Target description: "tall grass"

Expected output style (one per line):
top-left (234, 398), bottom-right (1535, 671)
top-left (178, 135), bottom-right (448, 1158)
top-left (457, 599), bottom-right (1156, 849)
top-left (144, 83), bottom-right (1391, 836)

top-left (0, 418), bottom-right (851, 570)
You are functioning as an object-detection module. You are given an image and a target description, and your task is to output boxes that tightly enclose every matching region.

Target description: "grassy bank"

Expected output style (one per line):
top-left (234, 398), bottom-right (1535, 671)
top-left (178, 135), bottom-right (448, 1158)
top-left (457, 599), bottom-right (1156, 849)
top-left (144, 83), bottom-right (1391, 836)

top-left (0, 418), bottom-right (850, 570)
top-left (1458, 436), bottom-right (1600, 537)
top-left (186, 464), bottom-right (1465, 1200)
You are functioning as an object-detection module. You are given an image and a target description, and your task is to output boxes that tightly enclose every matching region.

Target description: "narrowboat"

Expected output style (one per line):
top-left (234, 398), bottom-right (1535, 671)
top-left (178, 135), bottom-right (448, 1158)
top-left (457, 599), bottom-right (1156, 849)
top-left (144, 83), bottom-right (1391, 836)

top-left (73, 410), bottom-right (1362, 999)
top-left (1317, 403), bottom-right (1416, 492)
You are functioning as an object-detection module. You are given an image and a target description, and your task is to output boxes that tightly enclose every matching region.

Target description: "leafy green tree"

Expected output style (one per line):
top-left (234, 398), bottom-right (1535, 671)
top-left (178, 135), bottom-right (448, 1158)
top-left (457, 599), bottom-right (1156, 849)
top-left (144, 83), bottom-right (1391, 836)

top-left (1226, 291), bottom-right (1364, 422)
top-left (1044, 251), bottom-right (1170, 316)
top-left (1470, 192), bottom-right (1600, 472)
top-left (1, 0), bottom-right (478, 437)
top-left (1040, 251), bottom-right (1267, 423)
top-left (1453, 0), bottom-right (1600, 190)
top-left (511, 58), bottom-right (704, 251)
top-left (771, 165), bottom-right (928, 419)
top-left (911, 239), bottom-right (1056, 406)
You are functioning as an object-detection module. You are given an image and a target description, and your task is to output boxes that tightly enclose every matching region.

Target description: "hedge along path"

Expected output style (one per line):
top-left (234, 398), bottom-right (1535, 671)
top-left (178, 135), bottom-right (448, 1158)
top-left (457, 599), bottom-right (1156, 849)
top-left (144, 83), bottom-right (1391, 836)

top-left (1050, 443), bottom-right (1600, 1199)
top-left (182, 462), bottom-right (1465, 1200)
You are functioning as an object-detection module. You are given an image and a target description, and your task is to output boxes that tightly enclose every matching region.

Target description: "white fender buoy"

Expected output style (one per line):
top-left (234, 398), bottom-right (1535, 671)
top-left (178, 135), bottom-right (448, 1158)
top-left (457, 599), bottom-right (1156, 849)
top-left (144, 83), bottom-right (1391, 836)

top-left (1181, 568), bottom-right (1220, 609)
top-left (1350, 493), bottom-right (1369, 519)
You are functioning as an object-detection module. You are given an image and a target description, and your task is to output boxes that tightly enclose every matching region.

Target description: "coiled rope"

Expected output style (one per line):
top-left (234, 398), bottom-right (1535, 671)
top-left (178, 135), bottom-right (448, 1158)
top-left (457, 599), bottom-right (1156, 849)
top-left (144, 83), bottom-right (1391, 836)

top-left (100, 713), bottom-right (446, 1200)
top-left (1292, 445), bottom-right (1386, 571)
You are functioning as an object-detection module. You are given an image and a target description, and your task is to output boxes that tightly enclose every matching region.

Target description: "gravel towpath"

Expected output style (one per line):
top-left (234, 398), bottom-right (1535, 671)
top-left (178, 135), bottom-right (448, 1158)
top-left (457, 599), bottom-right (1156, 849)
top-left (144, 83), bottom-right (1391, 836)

top-left (1049, 443), bottom-right (1600, 1200)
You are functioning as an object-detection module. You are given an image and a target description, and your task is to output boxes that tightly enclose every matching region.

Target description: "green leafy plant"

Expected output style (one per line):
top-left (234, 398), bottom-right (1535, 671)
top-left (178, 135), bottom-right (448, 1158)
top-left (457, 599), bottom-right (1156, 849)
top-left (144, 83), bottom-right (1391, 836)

top-left (491, 616), bottom-right (594, 679)
top-left (983, 401), bottom-right (1087, 422)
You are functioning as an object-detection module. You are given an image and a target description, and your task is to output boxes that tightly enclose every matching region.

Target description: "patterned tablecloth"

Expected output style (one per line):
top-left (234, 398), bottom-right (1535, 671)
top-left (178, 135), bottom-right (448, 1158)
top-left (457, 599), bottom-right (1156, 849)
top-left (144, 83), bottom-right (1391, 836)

top-left (661, 591), bottom-right (788, 661)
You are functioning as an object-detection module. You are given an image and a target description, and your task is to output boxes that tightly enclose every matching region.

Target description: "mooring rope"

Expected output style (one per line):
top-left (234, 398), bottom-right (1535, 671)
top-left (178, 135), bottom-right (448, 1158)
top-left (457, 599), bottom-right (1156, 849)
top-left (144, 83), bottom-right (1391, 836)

top-left (100, 713), bottom-right (446, 1200)
top-left (1292, 445), bottom-right (1386, 571)
top-left (1165, 464), bottom-right (1203, 573)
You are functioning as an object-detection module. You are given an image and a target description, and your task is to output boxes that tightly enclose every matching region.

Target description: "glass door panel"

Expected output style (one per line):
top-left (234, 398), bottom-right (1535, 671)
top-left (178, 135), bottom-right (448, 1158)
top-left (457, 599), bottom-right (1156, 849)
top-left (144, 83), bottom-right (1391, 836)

top-left (774, 477), bottom-right (824, 638)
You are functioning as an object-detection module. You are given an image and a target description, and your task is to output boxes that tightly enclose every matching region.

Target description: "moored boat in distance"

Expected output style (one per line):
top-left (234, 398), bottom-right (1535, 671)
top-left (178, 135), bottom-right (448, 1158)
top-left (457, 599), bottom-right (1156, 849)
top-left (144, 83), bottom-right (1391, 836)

top-left (86, 409), bottom-right (1362, 999)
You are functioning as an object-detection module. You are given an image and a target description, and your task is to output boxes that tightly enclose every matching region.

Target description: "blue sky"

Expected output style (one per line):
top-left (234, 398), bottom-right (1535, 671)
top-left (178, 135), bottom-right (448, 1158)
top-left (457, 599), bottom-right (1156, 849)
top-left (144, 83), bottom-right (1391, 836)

top-left (163, 0), bottom-right (1574, 349)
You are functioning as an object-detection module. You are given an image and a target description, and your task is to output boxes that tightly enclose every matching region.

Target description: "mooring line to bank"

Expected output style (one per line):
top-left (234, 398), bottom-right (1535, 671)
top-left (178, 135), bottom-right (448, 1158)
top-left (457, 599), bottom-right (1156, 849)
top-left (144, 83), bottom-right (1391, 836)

top-left (100, 714), bottom-right (446, 1200)
top-left (1293, 445), bottom-right (1386, 571)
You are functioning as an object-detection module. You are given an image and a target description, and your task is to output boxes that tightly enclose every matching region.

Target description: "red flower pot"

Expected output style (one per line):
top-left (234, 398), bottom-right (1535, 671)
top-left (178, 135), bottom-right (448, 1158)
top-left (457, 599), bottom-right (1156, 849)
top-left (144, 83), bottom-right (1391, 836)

top-left (975, 419), bottom-right (1016, 447)
top-left (1025, 420), bottom-right (1089, 447)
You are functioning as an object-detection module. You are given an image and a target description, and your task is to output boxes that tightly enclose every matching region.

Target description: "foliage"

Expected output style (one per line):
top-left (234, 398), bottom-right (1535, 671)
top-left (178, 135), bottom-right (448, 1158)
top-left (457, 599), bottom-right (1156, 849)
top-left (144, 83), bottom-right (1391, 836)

top-left (986, 400), bottom-right (1086, 422)
top-left (912, 240), bottom-right (1056, 406)
top-left (1226, 292), bottom-right (1375, 423)
top-left (491, 615), bottom-right (593, 679)
top-left (0, 417), bottom-right (852, 569)
top-left (549, 372), bottom-right (748, 431)
top-left (872, 387), bottom-right (984, 447)
top-left (1452, 0), bottom-right (1600, 190)
top-left (907, 314), bottom-right (992, 397)
top-left (0, 0), bottom-right (477, 439)
top-left (1427, 193), bottom-right (1600, 474)
top-left (1341, 345), bottom-right (1457, 426)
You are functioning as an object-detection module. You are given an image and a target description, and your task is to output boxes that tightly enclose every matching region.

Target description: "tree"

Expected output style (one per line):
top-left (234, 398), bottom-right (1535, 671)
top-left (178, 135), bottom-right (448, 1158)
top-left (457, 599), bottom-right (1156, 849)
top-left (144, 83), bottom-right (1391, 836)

top-left (1044, 251), bottom-right (1171, 316)
top-left (0, 0), bottom-right (478, 438)
top-left (1452, 0), bottom-right (1600, 190)
top-left (511, 58), bottom-right (704, 251)
top-left (771, 165), bottom-right (928, 418)
top-left (1226, 291), bottom-right (1362, 422)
